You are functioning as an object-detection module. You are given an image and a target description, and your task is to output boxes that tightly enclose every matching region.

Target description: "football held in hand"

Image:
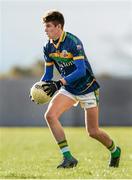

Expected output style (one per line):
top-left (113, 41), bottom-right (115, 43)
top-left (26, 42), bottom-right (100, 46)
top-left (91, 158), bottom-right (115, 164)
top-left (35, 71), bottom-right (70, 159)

top-left (30, 81), bottom-right (52, 104)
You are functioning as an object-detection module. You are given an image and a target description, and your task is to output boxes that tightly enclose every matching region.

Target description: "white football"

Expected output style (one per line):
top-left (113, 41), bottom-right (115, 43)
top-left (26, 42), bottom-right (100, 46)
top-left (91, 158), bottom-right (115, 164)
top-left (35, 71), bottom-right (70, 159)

top-left (30, 81), bottom-right (52, 104)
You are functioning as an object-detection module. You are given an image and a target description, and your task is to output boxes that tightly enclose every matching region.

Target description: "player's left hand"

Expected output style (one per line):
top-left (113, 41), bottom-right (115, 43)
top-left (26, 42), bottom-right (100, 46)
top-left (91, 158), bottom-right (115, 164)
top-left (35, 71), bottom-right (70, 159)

top-left (42, 80), bottom-right (63, 97)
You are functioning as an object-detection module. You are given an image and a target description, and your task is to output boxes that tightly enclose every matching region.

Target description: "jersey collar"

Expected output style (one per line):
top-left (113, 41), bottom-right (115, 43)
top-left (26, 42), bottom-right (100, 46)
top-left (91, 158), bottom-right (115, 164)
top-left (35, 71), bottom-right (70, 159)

top-left (50, 31), bottom-right (67, 49)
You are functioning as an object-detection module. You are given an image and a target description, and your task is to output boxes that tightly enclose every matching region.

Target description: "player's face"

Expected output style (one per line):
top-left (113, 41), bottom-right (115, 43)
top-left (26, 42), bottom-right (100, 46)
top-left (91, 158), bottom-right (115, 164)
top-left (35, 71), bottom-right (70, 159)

top-left (44, 22), bottom-right (61, 39)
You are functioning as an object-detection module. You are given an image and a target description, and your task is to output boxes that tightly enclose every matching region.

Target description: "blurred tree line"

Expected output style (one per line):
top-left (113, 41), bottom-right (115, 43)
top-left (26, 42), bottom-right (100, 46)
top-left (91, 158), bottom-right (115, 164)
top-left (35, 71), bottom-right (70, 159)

top-left (0, 60), bottom-right (45, 79)
top-left (0, 59), bottom-right (61, 79)
top-left (10, 60), bottom-right (44, 78)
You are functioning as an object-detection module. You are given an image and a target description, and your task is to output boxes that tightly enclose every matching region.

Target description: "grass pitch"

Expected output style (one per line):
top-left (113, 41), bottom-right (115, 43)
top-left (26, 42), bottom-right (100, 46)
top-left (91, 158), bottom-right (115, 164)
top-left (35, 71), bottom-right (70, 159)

top-left (0, 127), bottom-right (132, 179)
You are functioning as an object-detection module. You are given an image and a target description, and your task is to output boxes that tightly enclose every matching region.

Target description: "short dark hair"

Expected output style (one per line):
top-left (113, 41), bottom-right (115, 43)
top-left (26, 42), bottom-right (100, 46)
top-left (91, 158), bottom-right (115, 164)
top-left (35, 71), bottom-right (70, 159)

top-left (42, 10), bottom-right (65, 29)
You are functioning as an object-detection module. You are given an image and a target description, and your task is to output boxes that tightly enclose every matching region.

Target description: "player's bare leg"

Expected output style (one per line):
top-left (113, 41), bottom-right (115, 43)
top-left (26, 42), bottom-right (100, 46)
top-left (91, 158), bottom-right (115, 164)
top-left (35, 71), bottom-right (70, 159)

top-left (45, 93), bottom-right (75, 141)
top-left (85, 107), bottom-right (112, 147)
top-left (85, 106), bottom-right (121, 167)
top-left (44, 93), bottom-right (78, 168)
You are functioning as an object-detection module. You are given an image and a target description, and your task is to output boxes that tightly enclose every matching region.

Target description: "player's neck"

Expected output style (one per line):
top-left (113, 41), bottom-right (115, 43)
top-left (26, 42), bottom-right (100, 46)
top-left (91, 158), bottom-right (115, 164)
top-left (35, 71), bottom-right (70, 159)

top-left (53, 29), bottom-right (63, 41)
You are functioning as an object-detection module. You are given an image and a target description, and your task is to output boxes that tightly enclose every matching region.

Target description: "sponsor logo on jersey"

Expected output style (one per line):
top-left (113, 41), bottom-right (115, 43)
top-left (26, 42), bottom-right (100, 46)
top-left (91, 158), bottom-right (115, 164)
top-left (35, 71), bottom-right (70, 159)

top-left (58, 61), bottom-right (73, 68)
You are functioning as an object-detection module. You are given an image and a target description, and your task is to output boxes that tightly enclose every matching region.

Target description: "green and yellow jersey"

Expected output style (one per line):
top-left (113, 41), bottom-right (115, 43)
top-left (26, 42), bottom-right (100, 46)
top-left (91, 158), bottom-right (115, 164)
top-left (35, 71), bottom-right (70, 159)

top-left (41, 31), bottom-right (100, 95)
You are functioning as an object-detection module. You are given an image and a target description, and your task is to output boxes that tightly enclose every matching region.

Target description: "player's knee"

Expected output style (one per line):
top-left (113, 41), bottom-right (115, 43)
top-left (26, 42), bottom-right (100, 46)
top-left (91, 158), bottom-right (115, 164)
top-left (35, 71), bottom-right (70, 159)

top-left (88, 129), bottom-right (100, 139)
top-left (44, 111), bottom-right (57, 124)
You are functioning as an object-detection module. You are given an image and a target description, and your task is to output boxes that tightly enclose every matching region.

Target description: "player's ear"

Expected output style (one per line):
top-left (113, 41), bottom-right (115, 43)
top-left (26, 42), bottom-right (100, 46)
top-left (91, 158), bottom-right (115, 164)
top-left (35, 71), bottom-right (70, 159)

top-left (57, 24), bottom-right (62, 29)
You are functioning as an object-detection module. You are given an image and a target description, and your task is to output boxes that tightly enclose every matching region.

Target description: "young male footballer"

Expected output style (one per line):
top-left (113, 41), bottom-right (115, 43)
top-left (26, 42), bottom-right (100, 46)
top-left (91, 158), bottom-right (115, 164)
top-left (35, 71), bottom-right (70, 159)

top-left (40, 10), bottom-right (121, 168)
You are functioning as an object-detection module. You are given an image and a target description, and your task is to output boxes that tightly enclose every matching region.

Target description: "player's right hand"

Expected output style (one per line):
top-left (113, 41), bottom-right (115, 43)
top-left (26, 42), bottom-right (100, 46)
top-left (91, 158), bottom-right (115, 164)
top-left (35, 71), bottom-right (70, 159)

top-left (42, 80), bottom-right (63, 97)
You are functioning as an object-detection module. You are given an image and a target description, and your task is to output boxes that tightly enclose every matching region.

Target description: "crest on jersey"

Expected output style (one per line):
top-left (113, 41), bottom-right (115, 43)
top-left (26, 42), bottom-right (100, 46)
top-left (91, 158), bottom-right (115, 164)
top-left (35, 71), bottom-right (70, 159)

top-left (77, 44), bottom-right (82, 50)
top-left (62, 50), bottom-right (68, 57)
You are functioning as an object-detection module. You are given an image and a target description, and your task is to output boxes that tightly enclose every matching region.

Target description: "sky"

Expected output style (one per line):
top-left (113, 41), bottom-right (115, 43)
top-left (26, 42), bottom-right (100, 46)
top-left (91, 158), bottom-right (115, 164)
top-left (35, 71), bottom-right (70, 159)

top-left (0, 0), bottom-right (132, 77)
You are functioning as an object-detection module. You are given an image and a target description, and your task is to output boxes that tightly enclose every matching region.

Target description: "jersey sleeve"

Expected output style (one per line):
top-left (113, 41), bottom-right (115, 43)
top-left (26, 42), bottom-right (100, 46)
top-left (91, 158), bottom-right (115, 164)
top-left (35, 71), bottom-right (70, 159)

top-left (70, 38), bottom-right (85, 61)
top-left (41, 46), bottom-right (54, 81)
top-left (64, 38), bottom-right (86, 84)
top-left (64, 60), bottom-right (86, 84)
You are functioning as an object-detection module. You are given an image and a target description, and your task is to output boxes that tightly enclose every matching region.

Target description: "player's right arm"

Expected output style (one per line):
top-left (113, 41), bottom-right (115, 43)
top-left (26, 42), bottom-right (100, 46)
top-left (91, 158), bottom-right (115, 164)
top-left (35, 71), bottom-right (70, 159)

top-left (41, 46), bottom-right (54, 81)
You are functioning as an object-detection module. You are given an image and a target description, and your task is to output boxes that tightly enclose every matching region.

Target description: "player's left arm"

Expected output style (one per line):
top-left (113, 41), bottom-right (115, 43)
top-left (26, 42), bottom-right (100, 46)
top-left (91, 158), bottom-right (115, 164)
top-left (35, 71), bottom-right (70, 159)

top-left (62, 40), bottom-right (86, 85)
top-left (42, 58), bottom-right (86, 96)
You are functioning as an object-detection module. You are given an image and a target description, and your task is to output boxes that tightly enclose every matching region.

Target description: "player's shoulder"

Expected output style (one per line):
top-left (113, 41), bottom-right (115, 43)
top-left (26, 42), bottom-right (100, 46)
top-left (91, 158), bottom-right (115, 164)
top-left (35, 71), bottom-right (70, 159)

top-left (43, 40), bottom-right (50, 53)
top-left (66, 32), bottom-right (82, 45)
top-left (44, 40), bottom-right (50, 49)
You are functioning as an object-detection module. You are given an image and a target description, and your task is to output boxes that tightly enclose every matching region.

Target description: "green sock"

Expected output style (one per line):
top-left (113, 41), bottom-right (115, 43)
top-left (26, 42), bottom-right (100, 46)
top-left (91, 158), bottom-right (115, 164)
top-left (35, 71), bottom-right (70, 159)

top-left (58, 140), bottom-right (72, 159)
top-left (108, 140), bottom-right (120, 158)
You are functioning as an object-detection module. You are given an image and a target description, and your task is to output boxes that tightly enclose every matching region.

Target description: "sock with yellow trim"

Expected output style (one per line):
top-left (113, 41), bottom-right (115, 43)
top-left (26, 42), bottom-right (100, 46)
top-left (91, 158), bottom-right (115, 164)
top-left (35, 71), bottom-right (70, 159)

top-left (108, 140), bottom-right (120, 158)
top-left (58, 140), bottom-right (72, 159)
